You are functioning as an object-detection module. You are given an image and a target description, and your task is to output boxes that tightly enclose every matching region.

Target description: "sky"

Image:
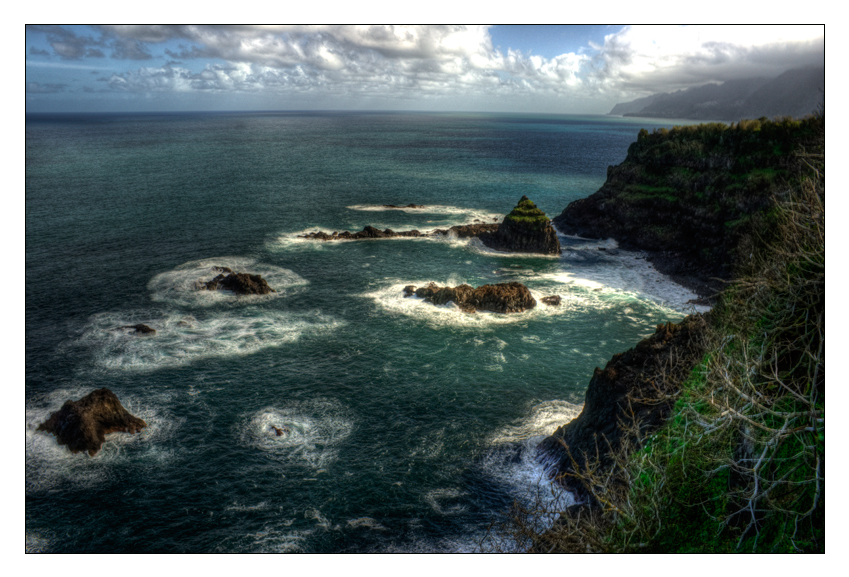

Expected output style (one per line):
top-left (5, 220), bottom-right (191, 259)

top-left (25, 25), bottom-right (825, 115)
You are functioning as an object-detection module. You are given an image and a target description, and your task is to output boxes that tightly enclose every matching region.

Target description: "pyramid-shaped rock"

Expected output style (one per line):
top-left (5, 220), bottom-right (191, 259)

top-left (481, 196), bottom-right (561, 255)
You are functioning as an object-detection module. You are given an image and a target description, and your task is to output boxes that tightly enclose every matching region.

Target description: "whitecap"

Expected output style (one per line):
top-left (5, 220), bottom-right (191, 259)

top-left (239, 400), bottom-right (354, 470)
top-left (362, 281), bottom-right (585, 328)
top-left (148, 256), bottom-right (308, 307)
top-left (79, 309), bottom-right (343, 371)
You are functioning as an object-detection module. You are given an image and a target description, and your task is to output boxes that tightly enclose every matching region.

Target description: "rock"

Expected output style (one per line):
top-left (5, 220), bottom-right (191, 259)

top-left (204, 272), bottom-right (276, 295)
top-left (382, 204), bottom-right (425, 209)
top-left (478, 196), bottom-right (561, 255)
top-left (536, 314), bottom-right (707, 503)
top-left (36, 388), bottom-right (147, 456)
top-left (541, 295), bottom-right (562, 306)
top-left (410, 281), bottom-right (536, 313)
top-left (403, 285), bottom-right (417, 297)
top-left (120, 324), bottom-right (156, 335)
top-left (299, 226), bottom-right (427, 241)
top-left (271, 425), bottom-right (290, 436)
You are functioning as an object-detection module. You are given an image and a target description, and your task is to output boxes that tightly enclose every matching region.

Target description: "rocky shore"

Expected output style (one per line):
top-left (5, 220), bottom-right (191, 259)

top-left (536, 315), bottom-right (707, 502)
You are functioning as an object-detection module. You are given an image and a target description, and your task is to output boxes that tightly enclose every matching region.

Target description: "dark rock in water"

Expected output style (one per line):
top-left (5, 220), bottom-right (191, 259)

top-left (120, 324), bottom-right (156, 335)
top-left (434, 223), bottom-right (500, 238)
top-left (536, 314), bottom-right (707, 503)
top-left (299, 226), bottom-right (427, 241)
top-left (408, 281), bottom-right (536, 314)
top-left (36, 388), bottom-right (147, 456)
top-left (403, 285), bottom-right (417, 297)
top-left (541, 295), bottom-right (562, 306)
top-left (383, 203), bottom-right (425, 209)
top-left (204, 272), bottom-right (276, 295)
top-left (478, 196), bottom-right (561, 255)
top-left (271, 425), bottom-right (290, 436)
top-left (212, 266), bottom-right (233, 273)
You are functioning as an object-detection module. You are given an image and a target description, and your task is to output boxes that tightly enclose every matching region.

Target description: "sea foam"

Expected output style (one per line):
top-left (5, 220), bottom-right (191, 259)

top-left (79, 309), bottom-right (343, 371)
top-left (148, 256), bottom-right (308, 307)
top-left (239, 399), bottom-right (354, 470)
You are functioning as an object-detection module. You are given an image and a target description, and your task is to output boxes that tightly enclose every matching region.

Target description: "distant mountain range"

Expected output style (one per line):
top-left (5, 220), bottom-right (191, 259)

top-left (609, 66), bottom-right (824, 121)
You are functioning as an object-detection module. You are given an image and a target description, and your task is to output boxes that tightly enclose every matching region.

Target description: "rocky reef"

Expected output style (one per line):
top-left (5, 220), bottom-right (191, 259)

top-left (204, 270), bottom-right (276, 295)
top-left (403, 281), bottom-right (536, 314)
top-left (536, 314), bottom-right (707, 502)
top-left (479, 196), bottom-right (561, 255)
top-left (299, 225), bottom-right (429, 241)
top-left (297, 196), bottom-right (561, 256)
top-left (36, 388), bottom-right (147, 456)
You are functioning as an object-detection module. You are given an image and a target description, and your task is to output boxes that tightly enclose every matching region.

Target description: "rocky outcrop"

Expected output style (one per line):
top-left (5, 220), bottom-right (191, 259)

top-left (36, 388), bottom-right (147, 456)
top-left (552, 117), bottom-right (823, 298)
top-left (204, 272), bottom-right (276, 295)
top-left (299, 223), bottom-right (500, 241)
top-left (478, 196), bottom-right (561, 255)
top-left (536, 314), bottom-right (707, 503)
top-left (432, 223), bottom-right (500, 238)
top-left (299, 225), bottom-right (427, 241)
top-left (382, 204), bottom-right (425, 209)
top-left (120, 324), bottom-right (156, 335)
top-left (541, 295), bottom-right (562, 306)
top-left (403, 281), bottom-right (536, 313)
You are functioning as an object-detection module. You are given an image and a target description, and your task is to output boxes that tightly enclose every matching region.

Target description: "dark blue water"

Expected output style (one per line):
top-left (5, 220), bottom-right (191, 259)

top-left (26, 111), bottom-right (706, 552)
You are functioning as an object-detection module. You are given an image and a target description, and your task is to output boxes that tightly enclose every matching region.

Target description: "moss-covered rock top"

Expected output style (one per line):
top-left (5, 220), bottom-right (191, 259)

top-left (504, 195), bottom-right (550, 226)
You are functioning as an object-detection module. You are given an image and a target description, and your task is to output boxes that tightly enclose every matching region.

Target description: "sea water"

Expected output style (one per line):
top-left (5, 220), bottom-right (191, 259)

top-left (25, 111), bottom-right (706, 553)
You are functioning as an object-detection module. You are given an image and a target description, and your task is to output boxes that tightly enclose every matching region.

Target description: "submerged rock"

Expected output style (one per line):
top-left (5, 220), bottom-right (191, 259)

top-left (541, 295), bottom-right (562, 306)
top-left (478, 196), bottom-right (561, 255)
top-left (36, 388), bottom-right (147, 456)
top-left (119, 323), bottom-right (156, 335)
top-left (406, 281), bottom-right (536, 313)
top-left (204, 272), bottom-right (276, 295)
top-left (382, 203), bottom-right (425, 209)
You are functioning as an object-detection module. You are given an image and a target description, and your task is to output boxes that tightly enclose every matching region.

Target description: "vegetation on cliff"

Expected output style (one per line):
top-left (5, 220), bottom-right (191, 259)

top-left (553, 115), bottom-right (823, 296)
top-left (491, 113), bottom-right (824, 553)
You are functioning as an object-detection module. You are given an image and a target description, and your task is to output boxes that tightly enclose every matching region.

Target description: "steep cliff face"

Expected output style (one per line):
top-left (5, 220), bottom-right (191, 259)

top-left (537, 315), bottom-right (707, 502)
top-left (481, 196), bottom-right (561, 255)
top-left (553, 117), bottom-right (822, 297)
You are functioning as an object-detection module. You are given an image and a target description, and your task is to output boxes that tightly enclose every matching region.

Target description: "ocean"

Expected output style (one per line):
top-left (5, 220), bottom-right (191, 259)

top-left (25, 110), bottom-right (707, 553)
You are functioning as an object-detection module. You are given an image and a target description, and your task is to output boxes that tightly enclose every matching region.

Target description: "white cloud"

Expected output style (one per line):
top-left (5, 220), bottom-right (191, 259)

top-left (34, 25), bottom-right (825, 111)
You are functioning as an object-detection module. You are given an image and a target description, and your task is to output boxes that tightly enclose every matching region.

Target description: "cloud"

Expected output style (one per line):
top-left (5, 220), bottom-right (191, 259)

top-left (28, 25), bottom-right (106, 60)
top-left (30, 25), bottom-right (824, 110)
top-left (585, 25), bottom-right (824, 96)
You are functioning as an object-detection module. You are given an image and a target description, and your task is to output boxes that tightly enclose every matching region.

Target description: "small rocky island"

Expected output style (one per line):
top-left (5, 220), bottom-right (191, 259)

top-left (202, 266), bottom-right (276, 295)
top-left (477, 196), bottom-right (561, 255)
top-left (299, 196), bottom-right (561, 256)
top-left (403, 281), bottom-right (536, 313)
top-left (36, 388), bottom-right (147, 456)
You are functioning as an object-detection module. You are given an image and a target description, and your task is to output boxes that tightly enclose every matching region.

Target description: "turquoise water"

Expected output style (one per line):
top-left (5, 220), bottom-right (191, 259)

top-left (26, 111), bottom-right (706, 552)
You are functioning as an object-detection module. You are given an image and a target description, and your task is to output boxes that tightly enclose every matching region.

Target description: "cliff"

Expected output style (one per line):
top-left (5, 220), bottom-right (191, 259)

top-left (526, 114), bottom-right (824, 553)
top-left (553, 116), bottom-right (823, 297)
top-left (609, 66), bottom-right (823, 122)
